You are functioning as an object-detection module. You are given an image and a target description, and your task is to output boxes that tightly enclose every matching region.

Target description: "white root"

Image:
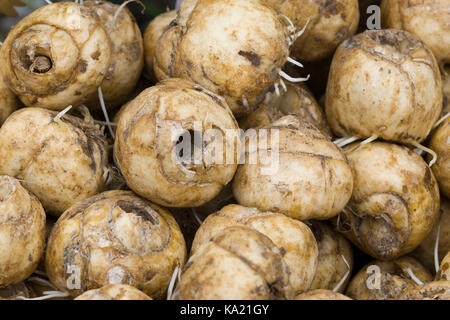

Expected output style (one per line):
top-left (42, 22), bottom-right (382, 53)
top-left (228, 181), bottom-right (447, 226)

top-left (279, 78), bottom-right (287, 92)
top-left (97, 87), bottom-right (115, 139)
top-left (191, 208), bottom-right (203, 226)
top-left (242, 95), bottom-right (250, 112)
top-left (412, 58), bottom-right (432, 66)
top-left (284, 17), bottom-right (310, 46)
top-left (280, 14), bottom-right (296, 33)
top-left (434, 218), bottom-right (441, 273)
top-left (334, 136), bottom-right (359, 148)
top-left (279, 70), bottom-right (310, 83)
top-left (274, 82), bottom-right (280, 96)
top-left (16, 290), bottom-right (70, 300)
top-left (167, 265), bottom-right (181, 300)
top-left (406, 268), bottom-right (424, 286)
top-left (294, 18), bottom-right (310, 40)
top-left (43, 0), bottom-right (53, 4)
top-left (344, 135), bottom-right (378, 153)
top-left (110, 0), bottom-right (146, 32)
top-left (333, 137), bottom-right (347, 145)
top-left (287, 57), bottom-right (303, 68)
top-left (333, 255), bottom-right (351, 292)
top-left (433, 112), bottom-right (450, 128)
top-left (336, 213), bottom-right (342, 231)
top-left (359, 134), bottom-right (378, 146)
top-left (410, 141), bottom-right (437, 167)
top-left (413, 148), bottom-right (425, 156)
top-left (264, 92), bottom-right (272, 105)
top-left (54, 105), bottom-right (73, 122)
top-left (193, 84), bottom-right (226, 104)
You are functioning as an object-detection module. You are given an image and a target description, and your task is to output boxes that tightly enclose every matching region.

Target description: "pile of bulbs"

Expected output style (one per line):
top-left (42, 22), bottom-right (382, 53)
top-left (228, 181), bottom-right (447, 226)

top-left (0, 0), bottom-right (449, 300)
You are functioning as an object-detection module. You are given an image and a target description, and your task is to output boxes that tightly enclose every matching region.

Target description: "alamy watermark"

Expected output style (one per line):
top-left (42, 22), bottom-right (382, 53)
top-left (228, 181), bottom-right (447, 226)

top-left (156, 118), bottom-right (281, 176)
top-left (366, 5), bottom-right (381, 30)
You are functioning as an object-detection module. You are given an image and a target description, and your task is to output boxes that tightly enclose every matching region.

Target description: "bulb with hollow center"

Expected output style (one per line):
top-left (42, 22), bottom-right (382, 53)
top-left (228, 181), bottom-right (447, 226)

top-left (114, 78), bottom-right (239, 208)
top-left (0, 176), bottom-right (46, 288)
top-left (45, 190), bottom-right (187, 298)
top-left (339, 142), bottom-right (440, 260)
top-left (1, 2), bottom-right (112, 110)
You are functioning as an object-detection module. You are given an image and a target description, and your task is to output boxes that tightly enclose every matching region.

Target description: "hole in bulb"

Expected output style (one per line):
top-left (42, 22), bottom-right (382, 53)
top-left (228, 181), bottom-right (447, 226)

top-left (30, 55), bottom-right (53, 74)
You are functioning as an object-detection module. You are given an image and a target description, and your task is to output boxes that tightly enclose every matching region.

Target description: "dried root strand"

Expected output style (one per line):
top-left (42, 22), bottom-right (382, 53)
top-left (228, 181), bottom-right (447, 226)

top-left (167, 265), bottom-right (181, 300)
top-left (406, 268), bottom-right (424, 286)
top-left (412, 58), bottom-right (432, 67)
top-left (279, 70), bottom-right (310, 83)
top-left (191, 208), bottom-right (203, 226)
top-left (332, 255), bottom-right (351, 293)
top-left (274, 82), bottom-right (280, 96)
top-left (337, 208), bottom-right (357, 234)
top-left (110, 0), bottom-right (146, 32)
top-left (360, 135), bottom-right (378, 146)
top-left (434, 112), bottom-right (450, 129)
top-left (16, 290), bottom-right (69, 300)
top-left (283, 16), bottom-right (310, 46)
top-left (435, 218), bottom-right (442, 273)
top-left (193, 84), bottom-right (226, 104)
top-left (334, 136), bottom-right (359, 148)
top-left (97, 87), bottom-right (115, 139)
top-left (294, 18), bottom-right (310, 41)
top-left (287, 57), bottom-right (303, 68)
top-left (410, 141), bottom-right (437, 167)
top-left (242, 95), bottom-right (250, 112)
top-left (342, 135), bottom-right (378, 153)
top-left (54, 105), bottom-right (73, 122)
top-left (279, 79), bottom-right (287, 92)
top-left (280, 14), bottom-right (296, 34)
top-left (413, 148), bottom-right (425, 156)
